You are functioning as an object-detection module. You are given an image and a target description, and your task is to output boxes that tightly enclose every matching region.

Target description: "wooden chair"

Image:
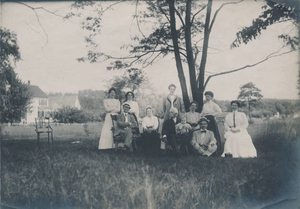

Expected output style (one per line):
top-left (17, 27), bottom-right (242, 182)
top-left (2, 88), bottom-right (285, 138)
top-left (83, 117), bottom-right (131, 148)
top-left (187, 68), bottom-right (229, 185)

top-left (110, 114), bottom-right (140, 151)
top-left (35, 117), bottom-right (53, 145)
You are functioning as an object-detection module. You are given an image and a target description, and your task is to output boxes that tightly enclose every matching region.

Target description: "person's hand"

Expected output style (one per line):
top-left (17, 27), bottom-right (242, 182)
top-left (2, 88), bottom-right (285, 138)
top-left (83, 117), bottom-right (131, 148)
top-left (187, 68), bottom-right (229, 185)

top-left (162, 136), bottom-right (167, 143)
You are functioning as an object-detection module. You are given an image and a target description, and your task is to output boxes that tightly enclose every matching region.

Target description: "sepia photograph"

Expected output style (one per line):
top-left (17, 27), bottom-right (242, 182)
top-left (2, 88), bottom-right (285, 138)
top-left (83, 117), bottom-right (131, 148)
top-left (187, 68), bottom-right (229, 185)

top-left (0, 0), bottom-right (299, 208)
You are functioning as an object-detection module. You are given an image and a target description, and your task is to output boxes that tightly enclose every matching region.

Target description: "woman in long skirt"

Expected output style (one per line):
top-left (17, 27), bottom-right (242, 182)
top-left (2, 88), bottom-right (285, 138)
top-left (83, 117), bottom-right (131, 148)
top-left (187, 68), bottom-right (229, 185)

top-left (201, 91), bottom-right (223, 156)
top-left (98, 88), bottom-right (120, 150)
top-left (221, 100), bottom-right (257, 158)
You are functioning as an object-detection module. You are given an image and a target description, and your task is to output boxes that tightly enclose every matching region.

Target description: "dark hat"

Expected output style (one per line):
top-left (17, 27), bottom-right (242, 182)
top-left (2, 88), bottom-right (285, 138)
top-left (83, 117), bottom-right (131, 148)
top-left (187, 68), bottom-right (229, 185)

top-left (122, 103), bottom-right (131, 109)
top-left (198, 117), bottom-right (210, 124)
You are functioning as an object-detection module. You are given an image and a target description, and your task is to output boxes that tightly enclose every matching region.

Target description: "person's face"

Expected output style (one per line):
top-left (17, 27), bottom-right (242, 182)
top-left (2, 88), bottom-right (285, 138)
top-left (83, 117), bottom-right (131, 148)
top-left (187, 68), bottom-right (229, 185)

top-left (109, 90), bottom-right (116, 98)
top-left (200, 121), bottom-right (208, 130)
top-left (146, 108), bottom-right (153, 117)
top-left (190, 103), bottom-right (197, 111)
top-left (123, 106), bottom-right (130, 113)
top-left (205, 95), bottom-right (212, 101)
top-left (181, 118), bottom-right (186, 124)
top-left (169, 110), bottom-right (177, 118)
top-left (231, 103), bottom-right (238, 111)
top-left (169, 86), bottom-right (176, 95)
top-left (127, 93), bottom-right (133, 101)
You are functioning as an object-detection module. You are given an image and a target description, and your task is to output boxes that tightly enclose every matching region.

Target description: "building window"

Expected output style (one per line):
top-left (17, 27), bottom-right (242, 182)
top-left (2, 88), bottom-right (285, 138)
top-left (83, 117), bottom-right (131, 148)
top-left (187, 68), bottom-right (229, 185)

top-left (39, 99), bottom-right (47, 106)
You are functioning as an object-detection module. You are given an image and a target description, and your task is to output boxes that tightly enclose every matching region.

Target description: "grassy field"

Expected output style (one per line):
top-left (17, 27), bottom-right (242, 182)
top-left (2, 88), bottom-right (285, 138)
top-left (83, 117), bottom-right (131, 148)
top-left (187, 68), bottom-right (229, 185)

top-left (1, 119), bottom-right (300, 209)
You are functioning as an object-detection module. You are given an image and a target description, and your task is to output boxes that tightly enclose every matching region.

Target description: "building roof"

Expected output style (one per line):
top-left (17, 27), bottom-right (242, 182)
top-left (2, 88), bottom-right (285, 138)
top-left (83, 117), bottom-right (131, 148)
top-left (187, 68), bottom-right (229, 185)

top-left (28, 85), bottom-right (48, 98)
top-left (49, 95), bottom-right (80, 109)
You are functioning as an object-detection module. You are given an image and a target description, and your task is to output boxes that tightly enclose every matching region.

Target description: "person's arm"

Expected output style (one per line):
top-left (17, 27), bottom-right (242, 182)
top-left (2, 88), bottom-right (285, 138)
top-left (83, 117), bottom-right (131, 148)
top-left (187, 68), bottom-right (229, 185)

top-left (135, 102), bottom-right (139, 119)
top-left (162, 97), bottom-right (167, 116)
top-left (153, 116), bottom-right (159, 130)
top-left (239, 112), bottom-right (249, 130)
top-left (208, 132), bottom-right (217, 152)
top-left (113, 100), bottom-right (121, 113)
top-left (213, 103), bottom-right (222, 116)
top-left (129, 115), bottom-right (137, 128)
top-left (180, 97), bottom-right (185, 113)
top-left (117, 115), bottom-right (130, 128)
top-left (224, 114), bottom-right (231, 132)
top-left (104, 100), bottom-right (115, 112)
top-left (175, 124), bottom-right (181, 135)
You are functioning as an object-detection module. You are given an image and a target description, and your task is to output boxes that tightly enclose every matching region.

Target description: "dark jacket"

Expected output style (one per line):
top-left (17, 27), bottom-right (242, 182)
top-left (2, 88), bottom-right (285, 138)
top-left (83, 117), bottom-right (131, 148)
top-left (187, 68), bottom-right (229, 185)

top-left (162, 118), bottom-right (179, 136)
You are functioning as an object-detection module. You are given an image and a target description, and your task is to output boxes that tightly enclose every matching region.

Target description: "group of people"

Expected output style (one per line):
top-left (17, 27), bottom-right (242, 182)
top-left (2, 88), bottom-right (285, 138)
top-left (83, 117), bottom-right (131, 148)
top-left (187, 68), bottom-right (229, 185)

top-left (98, 84), bottom-right (257, 158)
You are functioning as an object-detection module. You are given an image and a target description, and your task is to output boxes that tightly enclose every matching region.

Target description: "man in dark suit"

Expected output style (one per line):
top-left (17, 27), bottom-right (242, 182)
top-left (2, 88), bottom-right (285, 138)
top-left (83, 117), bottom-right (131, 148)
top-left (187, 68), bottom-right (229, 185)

top-left (115, 103), bottom-right (137, 152)
top-left (162, 107), bottom-right (181, 156)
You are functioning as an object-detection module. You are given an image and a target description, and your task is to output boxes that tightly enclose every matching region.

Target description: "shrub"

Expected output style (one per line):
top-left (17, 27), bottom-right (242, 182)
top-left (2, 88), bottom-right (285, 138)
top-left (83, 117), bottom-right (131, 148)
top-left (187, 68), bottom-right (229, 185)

top-left (53, 107), bottom-right (87, 123)
top-left (251, 109), bottom-right (273, 118)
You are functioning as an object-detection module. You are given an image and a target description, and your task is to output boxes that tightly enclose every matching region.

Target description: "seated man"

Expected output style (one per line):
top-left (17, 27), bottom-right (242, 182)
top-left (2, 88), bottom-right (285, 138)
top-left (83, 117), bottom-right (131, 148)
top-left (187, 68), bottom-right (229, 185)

top-left (115, 103), bottom-right (138, 152)
top-left (191, 117), bottom-right (217, 157)
top-left (175, 115), bottom-right (192, 154)
top-left (162, 107), bottom-right (181, 156)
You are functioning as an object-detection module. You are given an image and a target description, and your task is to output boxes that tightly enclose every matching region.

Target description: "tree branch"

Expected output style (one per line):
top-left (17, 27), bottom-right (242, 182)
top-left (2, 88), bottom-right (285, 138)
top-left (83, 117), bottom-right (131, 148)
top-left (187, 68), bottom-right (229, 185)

top-left (134, 0), bottom-right (146, 39)
top-left (209, 0), bottom-right (243, 33)
top-left (203, 48), bottom-right (295, 90)
top-left (174, 8), bottom-right (185, 26)
top-left (191, 4), bottom-right (207, 24)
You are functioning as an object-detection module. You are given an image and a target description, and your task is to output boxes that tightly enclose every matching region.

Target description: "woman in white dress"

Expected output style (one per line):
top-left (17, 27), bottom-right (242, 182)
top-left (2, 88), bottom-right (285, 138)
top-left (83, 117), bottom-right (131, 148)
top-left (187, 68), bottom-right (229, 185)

top-left (98, 88), bottom-right (120, 150)
top-left (222, 100), bottom-right (257, 158)
top-left (122, 91), bottom-right (140, 121)
top-left (201, 91), bottom-right (222, 156)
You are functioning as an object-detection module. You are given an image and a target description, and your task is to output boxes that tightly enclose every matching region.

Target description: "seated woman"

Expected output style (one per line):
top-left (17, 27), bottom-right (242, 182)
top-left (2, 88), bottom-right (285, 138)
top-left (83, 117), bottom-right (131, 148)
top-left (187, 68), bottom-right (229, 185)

top-left (142, 107), bottom-right (160, 155)
top-left (201, 91), bottom-right (222, 156)
top-left (186, 101), bottom-right (201, 131)
top-left (191, 117), bottom-right (217, 157)
top-left (221, 100), bottom-right (257, 158)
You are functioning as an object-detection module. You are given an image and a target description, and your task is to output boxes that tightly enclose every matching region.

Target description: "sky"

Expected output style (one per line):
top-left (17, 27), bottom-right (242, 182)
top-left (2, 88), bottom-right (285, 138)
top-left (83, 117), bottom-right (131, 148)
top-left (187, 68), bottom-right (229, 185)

top-left (0, 1), bottom-right (299, 101)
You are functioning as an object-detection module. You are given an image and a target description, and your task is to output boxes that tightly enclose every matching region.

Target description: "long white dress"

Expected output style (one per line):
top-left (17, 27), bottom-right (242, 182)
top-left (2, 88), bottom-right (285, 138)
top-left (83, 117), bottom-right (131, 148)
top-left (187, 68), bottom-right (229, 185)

top-left (98, 99), bottom-right (120, 150)
top-left (221, 111), bottom-right (257, 158)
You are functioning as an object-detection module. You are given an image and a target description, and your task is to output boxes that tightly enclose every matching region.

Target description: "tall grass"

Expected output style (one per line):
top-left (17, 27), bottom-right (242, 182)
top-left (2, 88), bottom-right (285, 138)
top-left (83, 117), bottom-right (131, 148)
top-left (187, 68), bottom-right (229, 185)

top-left (1, 119), bottom-right (299, 209)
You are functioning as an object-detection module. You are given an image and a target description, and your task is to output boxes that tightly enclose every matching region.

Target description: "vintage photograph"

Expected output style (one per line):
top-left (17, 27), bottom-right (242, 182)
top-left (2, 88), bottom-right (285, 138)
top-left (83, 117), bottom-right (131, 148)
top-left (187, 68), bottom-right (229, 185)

top-left (0, 0), bottom-right (299, 208)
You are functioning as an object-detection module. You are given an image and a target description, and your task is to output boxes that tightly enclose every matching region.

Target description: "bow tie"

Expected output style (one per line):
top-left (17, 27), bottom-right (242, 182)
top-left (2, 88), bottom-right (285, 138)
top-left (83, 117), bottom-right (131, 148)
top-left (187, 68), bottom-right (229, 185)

top-left (200, 130), bottom-right (207, 133)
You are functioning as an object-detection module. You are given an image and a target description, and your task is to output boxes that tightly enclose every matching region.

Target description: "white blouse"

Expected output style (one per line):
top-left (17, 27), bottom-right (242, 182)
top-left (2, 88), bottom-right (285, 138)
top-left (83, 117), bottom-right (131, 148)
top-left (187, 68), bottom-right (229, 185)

top-left (201, 101), bottom-right (222, 117)
top-left (103, 99), bottom-right (120, 113)
top-left (122, 100), bottom-right (139, 118)
top-left (142, 116), bottom-right (159, 130)
top-left (224, 111), bottom-right (248, 131)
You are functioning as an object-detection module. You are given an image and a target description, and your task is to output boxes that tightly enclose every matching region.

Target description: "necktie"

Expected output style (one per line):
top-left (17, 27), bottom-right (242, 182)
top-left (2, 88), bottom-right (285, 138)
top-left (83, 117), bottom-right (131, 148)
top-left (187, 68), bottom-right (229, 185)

top-left (125, 113), bottom-right (128, 122)
top-left (233, 112), bottom-right (236, 128)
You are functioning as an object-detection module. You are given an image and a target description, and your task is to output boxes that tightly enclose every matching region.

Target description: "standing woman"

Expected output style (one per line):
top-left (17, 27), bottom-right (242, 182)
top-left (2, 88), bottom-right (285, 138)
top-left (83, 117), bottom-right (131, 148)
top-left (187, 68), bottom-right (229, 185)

top-left (98, 87), bottom-right (120, 150)
top-left (201, 91), bottom-right (223, 155)
top-left (122, 91), bottom-right (140, 121)
top-left (222, 100), bottom-right (257, 158)
top-left (163, 84), bottom-right (185, 122)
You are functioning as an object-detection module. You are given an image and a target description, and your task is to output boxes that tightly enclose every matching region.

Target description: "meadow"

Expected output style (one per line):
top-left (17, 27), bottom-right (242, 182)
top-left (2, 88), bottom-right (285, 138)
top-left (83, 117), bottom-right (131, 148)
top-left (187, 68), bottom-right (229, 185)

top-left (1, 119), bottom-right (300, 209)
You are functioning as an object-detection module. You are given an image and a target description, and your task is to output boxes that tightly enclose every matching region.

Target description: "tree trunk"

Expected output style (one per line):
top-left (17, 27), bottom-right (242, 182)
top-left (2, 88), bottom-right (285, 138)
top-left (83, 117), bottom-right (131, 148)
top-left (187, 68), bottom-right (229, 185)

top-left (197, 0), bottom-right (213, 112)
top-left (248, 97), bottom-right (252, 121)
top-left (168, 0), bottom-right (190, 111)
top-left (185, 0), bottom-right (199, 109)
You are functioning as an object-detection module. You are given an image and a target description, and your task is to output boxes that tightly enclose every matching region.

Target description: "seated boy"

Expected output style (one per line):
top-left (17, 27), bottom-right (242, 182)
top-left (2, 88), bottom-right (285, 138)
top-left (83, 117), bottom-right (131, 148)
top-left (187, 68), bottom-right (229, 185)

top-left (175, 115), bottom-right (192, 154)
top-left (191, 117), bottom-right (217, 157)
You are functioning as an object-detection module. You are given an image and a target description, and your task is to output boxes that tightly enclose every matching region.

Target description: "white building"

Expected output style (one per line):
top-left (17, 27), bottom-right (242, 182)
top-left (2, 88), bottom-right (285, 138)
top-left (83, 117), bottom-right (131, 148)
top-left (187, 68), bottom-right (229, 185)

top-left (24, 82), bottom-right (50, 124)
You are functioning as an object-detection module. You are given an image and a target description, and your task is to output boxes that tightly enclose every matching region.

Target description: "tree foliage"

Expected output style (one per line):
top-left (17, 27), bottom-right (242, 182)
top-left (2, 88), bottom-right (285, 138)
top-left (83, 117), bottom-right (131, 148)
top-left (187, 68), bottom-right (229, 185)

top-left (238, 82), bottom-right (263, 120)
top-left (232, 0), bottom-right (299, 49)
top-left (66, 0), bottom-right (298, 112)
top-left (0, 28), bottom-right (31, 123)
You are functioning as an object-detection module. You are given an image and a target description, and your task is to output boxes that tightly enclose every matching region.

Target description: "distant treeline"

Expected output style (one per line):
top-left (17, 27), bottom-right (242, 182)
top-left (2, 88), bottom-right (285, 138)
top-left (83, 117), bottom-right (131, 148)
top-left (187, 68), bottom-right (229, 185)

top-left (48, 90), bottom-right (300, 123)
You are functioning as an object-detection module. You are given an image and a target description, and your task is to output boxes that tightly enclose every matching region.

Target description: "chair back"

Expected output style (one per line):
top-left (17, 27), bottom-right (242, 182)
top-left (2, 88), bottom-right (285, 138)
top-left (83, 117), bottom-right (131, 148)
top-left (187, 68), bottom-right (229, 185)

top-left (35, 117), bottom-right (50, 131)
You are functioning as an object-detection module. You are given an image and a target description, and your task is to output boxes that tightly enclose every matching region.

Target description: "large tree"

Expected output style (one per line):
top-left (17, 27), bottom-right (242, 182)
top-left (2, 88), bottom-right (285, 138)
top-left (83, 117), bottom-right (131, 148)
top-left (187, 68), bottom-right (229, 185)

top-left (65, 0), bottom-right (298, 112)
top-left (0, 28), bottom-right (31, 123)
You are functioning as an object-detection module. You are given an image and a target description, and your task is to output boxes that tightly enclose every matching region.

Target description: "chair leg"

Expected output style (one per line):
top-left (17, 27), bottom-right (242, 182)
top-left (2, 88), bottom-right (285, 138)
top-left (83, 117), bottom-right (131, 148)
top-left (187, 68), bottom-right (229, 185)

top-left (48, 132), bottom-right (50, 144)
top-left (51, 132), bottom-right (53, 144)
top-left (37, 133), bottom-right (40, 145)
